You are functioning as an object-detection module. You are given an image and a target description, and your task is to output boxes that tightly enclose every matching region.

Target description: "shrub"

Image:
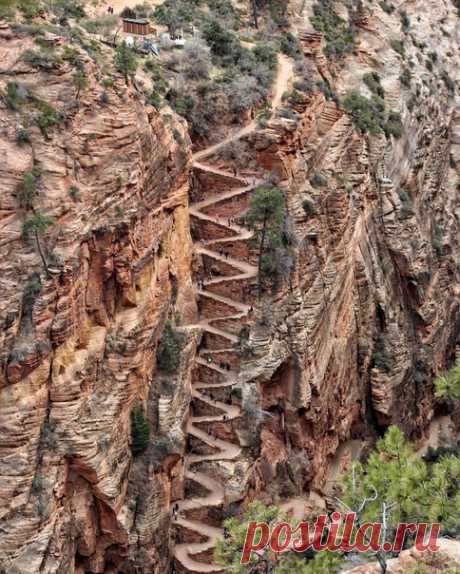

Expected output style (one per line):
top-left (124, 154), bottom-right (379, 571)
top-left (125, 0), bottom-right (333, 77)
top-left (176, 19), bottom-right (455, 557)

top-left (310, 1), bottom-right (355, 59)
top-left (372, 335), bottom-right (393, 372)
top-left (22, 273), bottom-right (42, 317)
top-left (16, 127), bottom-right (30, 144)
top-left (33, 99), bottom-right (61, 137)
top-left (17, 170), bottom-right (39, 209)
top-left (310, 173), bottom-right (327, 188)
top-left (399, 67), bottom-right (412, 87)
top-left (432, 225), bottom-right (443, 256)
top-left (279, 31), bottom-right (301, 58)
top-left (69, 185), bottom-right (81, 201)
top-left (5, 81), bottom-right (26, 110)
top-left (302, 199), bottom-right (316, 217)
top-left (384, 111), bottom-right (403, 138)
top-left (179, 39), bottom-right (212, 80)
top-left (400, 9), bottom-right (410, 30)
top-left (363, 72), bottom-right (385, 98)
top-left (379, 0), bottom-right (395, 14)
top-left (148, 90), bottom-right (162, 110)
top-left (131, 405), bottom-right (150, 455)
top-left (156, 322), bottom-right (186, 374)
top-left (114, 43), bottom-right (137, 84)
top-left (342, 92), bottom-right (386, 134)
top-left (23, 48), bottom-right (62, 70)
top-left (390, 39), bottom-right (405, 57)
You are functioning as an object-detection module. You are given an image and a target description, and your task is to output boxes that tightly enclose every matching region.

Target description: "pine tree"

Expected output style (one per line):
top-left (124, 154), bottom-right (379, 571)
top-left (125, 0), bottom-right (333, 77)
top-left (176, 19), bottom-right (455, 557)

top-left (130, 405), bottom-right (150, 455)
top-left (246, 186), bottom-right (286, 297)
top-left (22, 212), bottom-right (55, 275)
top-left (156, 322), bottom-right (186, 374)
top-left (339, 426), bottom-right (460, 573)
top-left (114, 43), bottom-right (138, 85)
top-left (435, 362), bottom-right (460, 400)
top-left (214, 501), bottom-right (343, 573)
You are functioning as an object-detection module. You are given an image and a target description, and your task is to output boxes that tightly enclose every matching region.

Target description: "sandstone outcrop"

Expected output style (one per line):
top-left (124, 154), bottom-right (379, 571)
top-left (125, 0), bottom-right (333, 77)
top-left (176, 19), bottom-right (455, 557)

top-left (0, 21), bottom-right (196, 574)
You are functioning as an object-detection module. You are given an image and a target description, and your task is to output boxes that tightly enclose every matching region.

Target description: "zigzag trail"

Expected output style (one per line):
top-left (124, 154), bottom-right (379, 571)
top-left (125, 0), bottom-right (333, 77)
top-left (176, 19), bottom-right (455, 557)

top-left (173, 55), bottom-right (293, 573)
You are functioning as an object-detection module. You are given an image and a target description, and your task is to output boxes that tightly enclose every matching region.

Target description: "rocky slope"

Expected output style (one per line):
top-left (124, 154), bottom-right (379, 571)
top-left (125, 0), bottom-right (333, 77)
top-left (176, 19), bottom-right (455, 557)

top-left (235, 0), bottom-right (460, 502)
top-left (0, 0), bottom-right (459, 572)
top-left (0, 19), bottom-right (196, 574)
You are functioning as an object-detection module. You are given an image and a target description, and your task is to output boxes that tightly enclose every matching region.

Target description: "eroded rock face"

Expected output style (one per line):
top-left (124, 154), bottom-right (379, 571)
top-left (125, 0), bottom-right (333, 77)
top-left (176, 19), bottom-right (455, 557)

top-left (0, 23), bottom-right (195, 574)
top-left (239, 0), bottom-right (460, 498)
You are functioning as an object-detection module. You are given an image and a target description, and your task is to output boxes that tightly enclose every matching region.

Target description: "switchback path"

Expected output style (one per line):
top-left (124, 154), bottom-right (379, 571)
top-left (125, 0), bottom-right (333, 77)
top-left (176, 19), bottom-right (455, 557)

top-left (192, 54), bottom-right (294, 163)
top-left (173, 54), bottom-right (294, 572)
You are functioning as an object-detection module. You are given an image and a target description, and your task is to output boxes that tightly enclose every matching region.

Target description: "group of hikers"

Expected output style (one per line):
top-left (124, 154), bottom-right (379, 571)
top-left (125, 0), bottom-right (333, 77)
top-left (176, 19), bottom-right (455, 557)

top-left (106, 5), bottom-right (114, 14)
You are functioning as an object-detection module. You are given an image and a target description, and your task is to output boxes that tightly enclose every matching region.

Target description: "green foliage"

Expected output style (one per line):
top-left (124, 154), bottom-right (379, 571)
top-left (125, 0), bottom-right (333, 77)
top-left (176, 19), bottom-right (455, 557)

top-left (399, 67), bottom-right (412, 87)
top-left (156, 321), bottom-right (186, 374)
top-left (247, 186), bottom-right (288, 290)
top-left (17, 169), bottom-right (39, 209)
top-left (372, 335), bottom-right (393, 372)
top-left (400, 9), bottom-right (410, 30)
top-left (61, 45), bottom-right (81, 66)
top-left (69, 185), bottom-right (81, 202)
top-left (5, 81), bottom-right (25, 110)
top-left (435, 362), bottom-right (460, 400)
top-left (215, 501), bottom-right (344, 573)
top-left (130, 405), bottom-right (150, 455)
top-left (148, 90), bottom-right (162, 110)
top-left (0, 0), bottom-right (16, 18)
top-left (343, 92), bottom-right (403, 138)
top-left (379, 0), bottom-right (395, 14)
top-left (384, 111), bottom-right (403, 138)
top-left (310, 1), bottom-right (356, 59)
top-left (72, 69), bottom-right (88, 98)
top-left (22, 211), bottom-right (54, 238)
top-left (341, 426), bottom-right (460, 539)
top-left (310, 173), bottom-right (327, 188)
top-left (23, 48), bottom-right (62, 70)
top-left (16, 127), bottom-right (30, 144)
top-left (342, 92), bottom-right (386, 135)
top-left (302, 199), bottom-right (316, 218)
top-left (22, 273), bottom-right (42, 316)
top-left (279, 31), bottom-right (301, 58)
top-left (33, 99), bottom-right (60, 137)
top-left (363, 72), bottom-right (385, 98)
top-left (114, 43), bottom-right (138, 83)
top-left (51, 0), bottom-right (85, 20)
top-left (214, 501), bottom-right (283, 573)
top-left (390, 39), bottom-right (405, 57)
top-left (432, 224), bottom-right (443, 256)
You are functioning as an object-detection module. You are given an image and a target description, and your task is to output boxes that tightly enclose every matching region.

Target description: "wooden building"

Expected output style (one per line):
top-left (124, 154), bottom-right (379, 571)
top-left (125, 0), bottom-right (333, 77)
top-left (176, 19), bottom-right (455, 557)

top-left (122, 18), bottom-right (151, 36)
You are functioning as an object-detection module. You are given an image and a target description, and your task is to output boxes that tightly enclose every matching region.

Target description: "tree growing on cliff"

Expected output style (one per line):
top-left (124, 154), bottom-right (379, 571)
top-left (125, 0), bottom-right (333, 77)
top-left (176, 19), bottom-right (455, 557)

top-left (156, 321), bottom-right (186, 375)
top-left (214, 501), bottom-right (344, 573)
top-left (131, 405), bottom-right (150, 455)
top-left (246, 186), bottom-right (286, 297)
top-left (338, 426), bottom-right (460, 573)
top-left (114, 42), bottom-right (137, 85)
top-left (22, 211), bottom-right (55, 276)
top-left (435, 362), bottom-right (460, 400)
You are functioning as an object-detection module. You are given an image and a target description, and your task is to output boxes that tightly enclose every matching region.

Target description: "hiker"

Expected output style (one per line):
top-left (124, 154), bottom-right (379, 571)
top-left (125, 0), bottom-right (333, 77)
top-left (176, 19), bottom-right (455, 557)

top-left (232, 166), bottom-right (237, 177)
top-left (223, 526), bottom-right (230, 539)
top-left (222, 414), bottom-right (228, 422)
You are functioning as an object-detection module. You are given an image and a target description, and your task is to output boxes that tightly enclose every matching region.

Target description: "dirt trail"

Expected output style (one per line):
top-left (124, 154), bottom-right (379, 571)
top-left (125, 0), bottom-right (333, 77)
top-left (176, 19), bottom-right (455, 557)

top-left (192, 54), bottom-right (294, 163)
top-left (173, 54), bottom-right (294, 573)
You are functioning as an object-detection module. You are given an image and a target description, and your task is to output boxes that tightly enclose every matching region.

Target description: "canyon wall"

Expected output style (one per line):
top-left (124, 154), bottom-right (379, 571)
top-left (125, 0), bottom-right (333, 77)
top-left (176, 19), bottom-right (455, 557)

top-left (237, 0), bottom-right (460, 500)
top-left (0, 23), bottom-right (195, 573)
